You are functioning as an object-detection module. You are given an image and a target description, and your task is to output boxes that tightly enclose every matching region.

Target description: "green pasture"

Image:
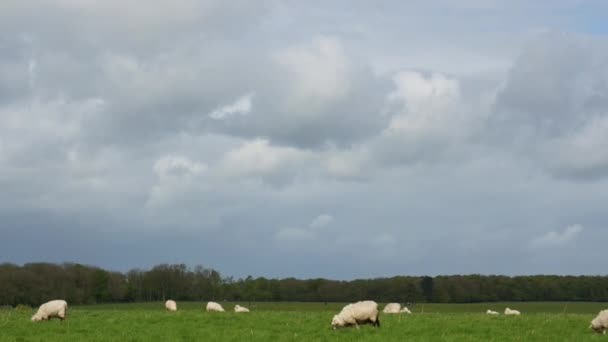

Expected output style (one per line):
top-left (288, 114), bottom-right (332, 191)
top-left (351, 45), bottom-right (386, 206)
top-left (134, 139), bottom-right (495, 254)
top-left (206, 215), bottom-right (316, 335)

top-left (72, 301), bottom-right (608, 314)
top-left (1, 302), bottom-right (607, 341)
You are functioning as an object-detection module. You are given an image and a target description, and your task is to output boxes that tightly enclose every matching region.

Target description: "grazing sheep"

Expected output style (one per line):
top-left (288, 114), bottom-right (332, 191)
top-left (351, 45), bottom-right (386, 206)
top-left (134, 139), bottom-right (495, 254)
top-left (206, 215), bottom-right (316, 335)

top-left (590, 309), bottom-right (608, 334)
top-left (331, 300), bottom-right (380, 329)
top-left (234, 304), bottom-right (250, 313)
top-left (206, 302), bottom-right (225, 312)
top-left (165, 300), bottom-right (177, 312)
top-left (400, 307), bottom-right (412, 314)
top-left (31, 300), bottom-right (68, 322)
top-left (486, 310), bottom-right (499, 315)
top-left (504, 307), bottom-right (520, 315)
top-left (383, 303), bottom-right (401, 314)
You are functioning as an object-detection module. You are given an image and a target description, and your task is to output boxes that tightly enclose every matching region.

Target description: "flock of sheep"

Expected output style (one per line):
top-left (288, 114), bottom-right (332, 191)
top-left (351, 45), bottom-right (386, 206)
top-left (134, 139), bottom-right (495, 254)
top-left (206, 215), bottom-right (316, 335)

top-left (332, 302), bottom-right (521, 329)
top-left (164, 300), bottom-right (250, 313)
top-left (28, 299), bottom-right (608, 334)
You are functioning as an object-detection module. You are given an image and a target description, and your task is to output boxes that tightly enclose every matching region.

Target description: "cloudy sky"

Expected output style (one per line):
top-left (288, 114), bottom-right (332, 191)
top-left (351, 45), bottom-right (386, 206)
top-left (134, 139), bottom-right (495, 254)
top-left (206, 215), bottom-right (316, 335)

top-left (2, 0), bottom-right (608, 279)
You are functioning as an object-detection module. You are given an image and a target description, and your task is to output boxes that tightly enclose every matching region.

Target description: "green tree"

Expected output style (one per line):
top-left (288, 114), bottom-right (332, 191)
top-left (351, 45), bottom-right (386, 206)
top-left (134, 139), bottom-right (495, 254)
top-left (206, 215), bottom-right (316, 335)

top-left (421, 276), bottom-right (434, 302)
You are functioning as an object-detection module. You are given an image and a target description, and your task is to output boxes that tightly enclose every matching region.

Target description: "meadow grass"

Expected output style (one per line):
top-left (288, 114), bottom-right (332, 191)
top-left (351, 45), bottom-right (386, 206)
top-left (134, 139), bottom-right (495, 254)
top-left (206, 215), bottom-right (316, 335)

top-left (1, 302), bottom-right (606, 341)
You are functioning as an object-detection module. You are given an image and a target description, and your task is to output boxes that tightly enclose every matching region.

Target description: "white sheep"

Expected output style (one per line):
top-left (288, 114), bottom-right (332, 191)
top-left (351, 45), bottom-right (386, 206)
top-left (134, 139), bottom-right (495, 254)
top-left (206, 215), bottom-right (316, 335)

top-left (486, 309), bottom-right (499, 315)
top-left (331, 300), bottom-right (380, 329)
top-left (400, 307), bottom-right (412, 314)
top-left (504, 307), bottom-right (521, 315)
top-left (234, 304), bottom-right (250, 313)
top-left (31, 300), bottom-right (68, 322)
top-left (383, 303), bottom-right (401, 314)
top-left (590, 309), bottom-right (608, 334)
top-left (206, 301), bottom-right (225, 312)
top-left (165, 300), bottom-right (177, 311)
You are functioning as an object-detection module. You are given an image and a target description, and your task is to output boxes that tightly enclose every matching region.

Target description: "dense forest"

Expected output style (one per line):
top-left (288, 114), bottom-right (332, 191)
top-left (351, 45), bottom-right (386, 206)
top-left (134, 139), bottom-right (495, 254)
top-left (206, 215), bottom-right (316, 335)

top-left (1, 262), bottom-right (608, 306)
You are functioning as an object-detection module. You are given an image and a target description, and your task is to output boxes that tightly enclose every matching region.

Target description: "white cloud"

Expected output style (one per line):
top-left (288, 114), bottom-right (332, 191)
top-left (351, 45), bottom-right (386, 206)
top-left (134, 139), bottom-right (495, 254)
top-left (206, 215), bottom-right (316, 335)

top-left (310, 214), bottom-right (333, 229)
top-left (323, 146), bottom-right (372, 180)
top-left (275, 36), bottom-right (351, 109)
top-left (388, 71), bottom-right (460, 119)
top-left (209, 92), bottom-right (254, 120)
top-left (384, 71), bottom-right (463, 141)
top-left (530, 224), bottom-right (584, 248)
top-left (369, 70), bottom-right (478, 165)
top-left (218, 138), bottom-right (312, 183)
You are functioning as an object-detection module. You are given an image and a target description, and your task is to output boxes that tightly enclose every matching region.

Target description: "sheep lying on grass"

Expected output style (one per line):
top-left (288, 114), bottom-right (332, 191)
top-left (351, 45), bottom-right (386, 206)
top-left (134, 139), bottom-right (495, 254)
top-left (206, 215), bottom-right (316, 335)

top-left (504, 308), bottom-right (520, 315)
top-left (400, 307), bottom-right (412, 314)
top-left (234, 304), bottom-right (250, 313)
top-left (206, 302), bottom-right (225, 312)
top-left (383, 303), bottom-right (401, 314)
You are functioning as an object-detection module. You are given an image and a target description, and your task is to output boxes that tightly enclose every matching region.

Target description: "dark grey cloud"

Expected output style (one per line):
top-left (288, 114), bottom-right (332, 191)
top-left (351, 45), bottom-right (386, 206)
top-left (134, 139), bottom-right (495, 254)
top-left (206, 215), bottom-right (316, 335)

top-left (493, 33), bottom-right (594, 137)
top-left (491, 32), bottom-right (608, 181)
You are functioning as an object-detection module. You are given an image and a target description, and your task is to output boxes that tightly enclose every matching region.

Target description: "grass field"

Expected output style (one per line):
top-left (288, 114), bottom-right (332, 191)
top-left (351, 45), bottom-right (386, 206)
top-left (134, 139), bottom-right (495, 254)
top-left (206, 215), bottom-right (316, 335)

top-left (2, 302), bottom-right (607, 341)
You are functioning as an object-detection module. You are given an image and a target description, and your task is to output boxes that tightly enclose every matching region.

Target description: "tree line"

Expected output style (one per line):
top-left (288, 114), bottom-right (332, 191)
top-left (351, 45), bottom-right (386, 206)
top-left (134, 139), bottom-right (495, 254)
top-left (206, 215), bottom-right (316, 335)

top-left (1, 262), bottom-right (608, 306)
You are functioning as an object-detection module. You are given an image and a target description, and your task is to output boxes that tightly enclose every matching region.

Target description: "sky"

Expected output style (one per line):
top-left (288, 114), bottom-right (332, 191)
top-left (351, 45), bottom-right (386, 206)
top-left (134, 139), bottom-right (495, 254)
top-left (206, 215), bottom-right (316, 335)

top-left (1, 0), bottom-right (608, 280)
